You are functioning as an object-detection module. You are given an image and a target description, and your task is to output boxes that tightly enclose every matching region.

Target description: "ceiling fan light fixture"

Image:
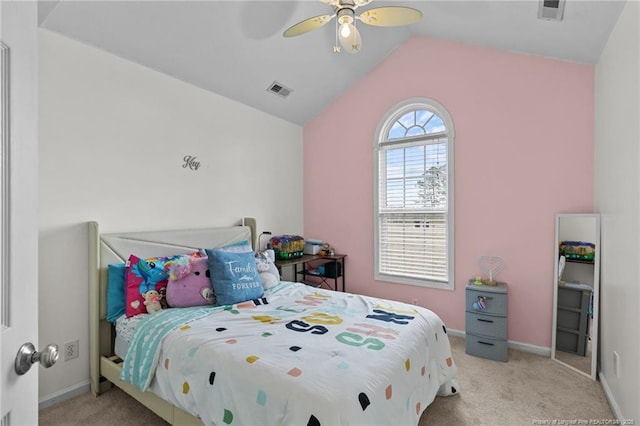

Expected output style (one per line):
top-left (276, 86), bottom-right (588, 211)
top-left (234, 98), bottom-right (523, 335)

top-left (338, 22), bottom-right (361, 53)
top-left (284, 1), bottom-right (421, 55)
top-left (337, 7), bottom-right (355, 25)
top-left (337, 7), bottom-right (355, 37)
top-left (336, 8), bottom-right (361, 54)
top-left (340, 22), bottom-right (351, 38)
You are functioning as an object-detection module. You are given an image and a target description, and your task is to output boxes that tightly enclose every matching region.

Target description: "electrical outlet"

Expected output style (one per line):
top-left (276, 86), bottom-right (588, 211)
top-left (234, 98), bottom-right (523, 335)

top-left (64, 340), bottom-right (79, 361)
top-left (613, 351), bottom-right (620, 378)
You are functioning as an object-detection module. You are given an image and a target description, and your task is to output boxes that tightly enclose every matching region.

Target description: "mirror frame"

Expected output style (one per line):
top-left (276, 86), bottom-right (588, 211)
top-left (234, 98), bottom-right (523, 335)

top-left (0, 41), bottom-right (8, 330)
top-left (551, 213), bottom-right (600, 380)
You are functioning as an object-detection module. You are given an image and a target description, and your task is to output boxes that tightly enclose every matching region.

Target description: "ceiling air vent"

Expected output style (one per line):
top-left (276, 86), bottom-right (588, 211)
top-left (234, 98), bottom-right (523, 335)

top-left (267, 81), bottom-right (293, 98)
top-left (538, 0), bottom-right (565, 21)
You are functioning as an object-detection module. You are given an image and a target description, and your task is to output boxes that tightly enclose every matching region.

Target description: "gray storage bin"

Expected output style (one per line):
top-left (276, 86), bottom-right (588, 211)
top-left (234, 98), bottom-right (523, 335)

top-left (556, 330), bottom-right (584, 355)
top-left (556, 283), bottom-right (590, 357)
top-left (465, 285), bottom-right (508, 316)
top-left (558, 286), bottom-right (590, 309)
top-left (465, 333), bottom-right (508, 362)
top-left (466, 311), bottom-right (507, 338)
top-left (557, 309), bottom-right (580, 330)
top-left (465, 281), bottom-right (508, 362)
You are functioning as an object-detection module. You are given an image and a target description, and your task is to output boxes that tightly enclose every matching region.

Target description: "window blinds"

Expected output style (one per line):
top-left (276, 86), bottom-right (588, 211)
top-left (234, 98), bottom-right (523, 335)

top-left (378, 135), bottom-right (448, 283)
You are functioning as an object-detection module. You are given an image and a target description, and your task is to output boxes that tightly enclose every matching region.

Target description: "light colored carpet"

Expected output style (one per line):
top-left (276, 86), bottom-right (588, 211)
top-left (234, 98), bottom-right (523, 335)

top-left (421, 336), bottom-right (612, 425)
top-left (40, 336), bottom-right (614, 426)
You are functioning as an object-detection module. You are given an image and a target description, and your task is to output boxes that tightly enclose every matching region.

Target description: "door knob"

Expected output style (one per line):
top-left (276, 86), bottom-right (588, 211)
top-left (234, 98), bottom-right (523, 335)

top-left (15, 342), bottom-right (59, 375)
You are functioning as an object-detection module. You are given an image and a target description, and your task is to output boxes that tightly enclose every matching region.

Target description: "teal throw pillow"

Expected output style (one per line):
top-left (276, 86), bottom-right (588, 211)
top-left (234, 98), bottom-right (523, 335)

top-left (106, 263), bottom-right (126, 323)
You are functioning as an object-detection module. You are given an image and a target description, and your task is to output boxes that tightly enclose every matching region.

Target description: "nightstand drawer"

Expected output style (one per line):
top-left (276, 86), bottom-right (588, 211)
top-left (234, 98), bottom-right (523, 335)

top-left (465, 311), bottom-right (507, 338)
top-left (465, 333), bottom-right (508, 362)
top-left (465, 288), bottom-right (507, 316)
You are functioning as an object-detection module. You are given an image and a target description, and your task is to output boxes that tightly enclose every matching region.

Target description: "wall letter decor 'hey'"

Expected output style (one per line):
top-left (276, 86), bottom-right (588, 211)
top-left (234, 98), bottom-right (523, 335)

top-left (183, 155), bottom-right (200, 171)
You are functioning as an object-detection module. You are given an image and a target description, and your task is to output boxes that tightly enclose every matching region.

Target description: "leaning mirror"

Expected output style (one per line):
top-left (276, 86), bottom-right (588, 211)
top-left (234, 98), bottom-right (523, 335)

top-left (551, 213), bottom-right (600, 380)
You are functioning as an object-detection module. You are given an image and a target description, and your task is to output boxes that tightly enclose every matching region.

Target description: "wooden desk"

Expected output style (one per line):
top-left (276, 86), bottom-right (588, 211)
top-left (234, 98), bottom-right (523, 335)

top-left (275, 254), bottom-right (346, 292)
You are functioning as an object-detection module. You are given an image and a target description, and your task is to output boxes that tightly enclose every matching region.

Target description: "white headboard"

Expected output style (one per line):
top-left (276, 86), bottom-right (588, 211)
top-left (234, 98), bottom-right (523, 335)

top-left (88, 219), bottom-right (255, 396)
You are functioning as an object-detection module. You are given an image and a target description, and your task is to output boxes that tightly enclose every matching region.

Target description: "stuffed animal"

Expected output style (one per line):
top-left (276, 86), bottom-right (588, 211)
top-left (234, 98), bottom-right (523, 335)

top-left (166, 256), bottom-right (215, 307)
top-left (255, 252), bottom-right (280, 290)
top-left (259, 267), bottom-right (279, 289)
top-left (143, 290), bottom-right (163, 314)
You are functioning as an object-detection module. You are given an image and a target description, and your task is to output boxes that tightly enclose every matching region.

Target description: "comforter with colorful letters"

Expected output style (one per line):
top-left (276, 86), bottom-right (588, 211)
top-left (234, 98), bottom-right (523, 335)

top-left (121, 282), bottom-right (458, 426)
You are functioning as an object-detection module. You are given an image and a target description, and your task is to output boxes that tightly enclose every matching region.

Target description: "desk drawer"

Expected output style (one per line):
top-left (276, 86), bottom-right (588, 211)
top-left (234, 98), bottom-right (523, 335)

top-left (465, 288), bottom-right (507, 316)
top-left (465, 333), bottom-right (508, 362)
top-left (465, 312), bottom-right (507, 338)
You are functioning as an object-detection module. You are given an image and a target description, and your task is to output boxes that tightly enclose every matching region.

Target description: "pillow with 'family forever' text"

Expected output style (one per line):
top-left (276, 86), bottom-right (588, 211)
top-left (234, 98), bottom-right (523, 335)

top-left (205, 248), bottom-right (263, 306)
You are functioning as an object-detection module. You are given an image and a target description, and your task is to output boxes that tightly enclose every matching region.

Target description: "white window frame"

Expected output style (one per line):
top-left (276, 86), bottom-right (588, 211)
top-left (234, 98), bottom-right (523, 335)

top-left (373, 98), bottom-right (455, 290)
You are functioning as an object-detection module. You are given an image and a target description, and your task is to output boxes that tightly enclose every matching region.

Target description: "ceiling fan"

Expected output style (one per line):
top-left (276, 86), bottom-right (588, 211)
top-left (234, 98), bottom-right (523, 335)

top-left (283, 0), bottom-right (422, 54)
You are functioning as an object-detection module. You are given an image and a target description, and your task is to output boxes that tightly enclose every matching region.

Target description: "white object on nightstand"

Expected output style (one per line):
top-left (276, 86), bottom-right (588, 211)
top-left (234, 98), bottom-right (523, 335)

top-left (477, 256), bottom-right (505, 283)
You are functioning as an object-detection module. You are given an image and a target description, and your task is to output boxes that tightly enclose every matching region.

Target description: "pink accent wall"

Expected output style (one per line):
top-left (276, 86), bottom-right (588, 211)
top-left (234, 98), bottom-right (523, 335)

top-left (303, 36), bottom-right (594, 348)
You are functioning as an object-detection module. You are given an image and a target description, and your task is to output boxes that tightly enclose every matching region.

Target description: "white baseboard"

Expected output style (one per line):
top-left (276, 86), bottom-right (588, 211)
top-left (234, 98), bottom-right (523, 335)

top-left (446, 327), bottom-right (465, 338)
top-left (39, 380), bottom-right (91, 410)
top-left (598, 370), bottom-right (623, 421)
top-left (508, 339), bottom-right (551, 357)
top-left (446, 329), bottom-right (551, 357)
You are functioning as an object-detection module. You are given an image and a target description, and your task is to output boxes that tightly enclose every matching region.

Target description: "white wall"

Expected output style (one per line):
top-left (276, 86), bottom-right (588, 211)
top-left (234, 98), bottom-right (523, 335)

top-left (38, 29), bottom-right (303, 401)
top-left (594, 0), bottom-right (640, 421)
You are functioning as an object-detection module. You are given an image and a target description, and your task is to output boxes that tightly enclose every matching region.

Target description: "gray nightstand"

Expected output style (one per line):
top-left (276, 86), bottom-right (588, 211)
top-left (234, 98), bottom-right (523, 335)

top-left (465, 281), bottom-right (508, 362)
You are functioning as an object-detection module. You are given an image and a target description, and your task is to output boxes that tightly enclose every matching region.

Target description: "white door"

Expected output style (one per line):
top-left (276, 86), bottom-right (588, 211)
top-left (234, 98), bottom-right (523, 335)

top-left (0, 2), bottom-right (44, 424)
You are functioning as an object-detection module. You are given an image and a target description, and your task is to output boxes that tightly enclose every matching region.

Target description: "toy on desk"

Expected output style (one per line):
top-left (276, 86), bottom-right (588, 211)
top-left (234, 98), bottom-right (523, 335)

top-left (269, 235), bottom-right (304, 260)
top-left (476, 255), bottom-right (505, 286)
top-left (473, 296), bottom-right (487, 310)
top-left (304, 239), bottom-right (323, 255)
top-left (318, 242), bottom-right (334, 256)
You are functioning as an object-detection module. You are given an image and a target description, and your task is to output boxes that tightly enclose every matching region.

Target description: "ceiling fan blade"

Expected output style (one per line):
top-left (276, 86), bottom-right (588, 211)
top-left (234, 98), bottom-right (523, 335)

top-left (283, 14), bottom-right (334, 37)
top-left (358, 6), bottom-right (422, 27)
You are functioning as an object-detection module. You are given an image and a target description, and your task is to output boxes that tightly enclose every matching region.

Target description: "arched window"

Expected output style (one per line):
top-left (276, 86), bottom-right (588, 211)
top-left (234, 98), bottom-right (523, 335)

top-left (374, 99), bottom-right (454, 289)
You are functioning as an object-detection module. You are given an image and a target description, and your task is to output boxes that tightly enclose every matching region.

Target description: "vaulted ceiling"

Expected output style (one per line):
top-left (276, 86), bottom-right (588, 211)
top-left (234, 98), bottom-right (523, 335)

top-left (39, 1), bottom-right (625, 125)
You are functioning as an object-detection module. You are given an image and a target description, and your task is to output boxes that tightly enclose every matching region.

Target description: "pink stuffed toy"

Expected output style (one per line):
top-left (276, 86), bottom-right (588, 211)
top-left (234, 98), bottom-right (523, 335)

top-left (166, 256), bottom-right (215, 307)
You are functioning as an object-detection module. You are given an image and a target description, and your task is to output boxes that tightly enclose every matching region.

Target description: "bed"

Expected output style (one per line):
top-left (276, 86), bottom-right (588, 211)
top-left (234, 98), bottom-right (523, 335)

top-left (89, 219), bottom-right (458, 425)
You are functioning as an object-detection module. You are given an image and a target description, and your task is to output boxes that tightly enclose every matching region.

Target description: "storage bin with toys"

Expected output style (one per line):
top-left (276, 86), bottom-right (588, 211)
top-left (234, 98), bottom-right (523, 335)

top-left (268, 235), bottom-right (305, 260)
top-left (559, 241), bottom-right (595, 262)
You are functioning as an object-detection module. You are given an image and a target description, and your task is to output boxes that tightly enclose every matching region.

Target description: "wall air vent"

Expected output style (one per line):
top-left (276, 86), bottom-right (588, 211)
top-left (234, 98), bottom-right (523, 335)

top-left (267, 81), bottom-right (293, 98)
top-left (538, 0), bottom-right (565, 21)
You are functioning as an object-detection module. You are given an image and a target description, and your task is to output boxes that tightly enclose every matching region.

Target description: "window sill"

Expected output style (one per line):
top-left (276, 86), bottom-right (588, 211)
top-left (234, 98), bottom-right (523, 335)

top-left (375, 273), bottom-right (454, 291)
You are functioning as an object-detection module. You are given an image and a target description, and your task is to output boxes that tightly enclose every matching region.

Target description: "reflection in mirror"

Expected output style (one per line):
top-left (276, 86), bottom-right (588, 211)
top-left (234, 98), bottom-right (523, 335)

top-left (552, 214), bottom-right (600, 380)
